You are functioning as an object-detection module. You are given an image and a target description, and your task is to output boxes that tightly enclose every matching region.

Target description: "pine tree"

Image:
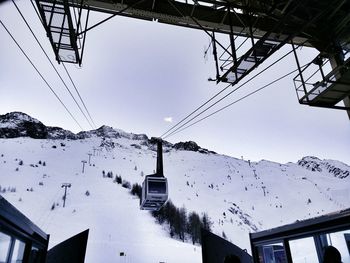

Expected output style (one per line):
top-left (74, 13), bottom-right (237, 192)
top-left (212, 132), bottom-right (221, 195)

top-left (131, 183), bottom-right (142, 199)
top-left (175, 206), bottom-right (187, 242)
top-left (187, 211), bottom-right (201, 244)
top-left (164, 200), bottom-right (177, 234)
top-left (201, 212), bottom-right (212, 232)
top-left (122, 180), bottom-right (131, 189)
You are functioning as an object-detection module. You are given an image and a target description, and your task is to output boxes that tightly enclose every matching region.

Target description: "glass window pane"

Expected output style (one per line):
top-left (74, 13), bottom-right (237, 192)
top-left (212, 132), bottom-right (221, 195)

top-left (28, 247), bottom-right (43, 263)
top-left (0, 232), bottom-right (11, 263)
top-left (148, 181), bottom-right (166, 194)
top-left (328, 230), bottom-right (350, 263)
top-left (10, 239), bottom-right (25, 263)
top-left (289, 237), bottom-right (319, 263)
top-left (257, 242), bottom-right (287, 263)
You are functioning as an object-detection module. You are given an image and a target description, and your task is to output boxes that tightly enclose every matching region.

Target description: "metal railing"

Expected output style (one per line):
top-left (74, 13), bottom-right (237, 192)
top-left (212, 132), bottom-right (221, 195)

top-left (293, 51), bottom-right (350, 106)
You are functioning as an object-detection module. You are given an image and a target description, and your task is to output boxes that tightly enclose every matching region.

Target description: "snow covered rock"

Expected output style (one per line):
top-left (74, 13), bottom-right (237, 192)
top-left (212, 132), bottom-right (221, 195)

top-left (0, 112), bottom-right (48, 139)
top-left (173, 141), bottom-right (200, 151)
top-left (298, 156), bottom-right (350, 178)
top-left (173, 141), bottom-right (216, 154)
top-left (298, 156), bottom-right (323, 172)
top-left (47, 127), bottom-right (77, 140)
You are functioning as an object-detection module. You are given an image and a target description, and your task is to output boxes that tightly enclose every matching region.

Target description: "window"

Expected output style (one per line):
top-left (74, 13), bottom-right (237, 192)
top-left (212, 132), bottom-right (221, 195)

top-left (28, 246), bottom-right (43, 263)
top-left (256, 242), bottom-right (287, 263)
top-left (10, 239), bottom-right (25, 263)
top-left (326, 230), bottom-right (350, 263)
top-left (250, 210), bottom-right (350, 263)
top-left (289, 237), bottom-right (318, 263)
top-left (148, 181), bottom-right (166, 194)
top-left (0, 232), bottom-right (11, 263)
top-left (0, 233), bottom-right (27, 263)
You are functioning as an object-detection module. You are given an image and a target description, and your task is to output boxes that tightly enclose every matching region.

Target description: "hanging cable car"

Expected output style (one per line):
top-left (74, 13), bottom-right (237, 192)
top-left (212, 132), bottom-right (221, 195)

top-left (140, 139), bottom-right (168, 211)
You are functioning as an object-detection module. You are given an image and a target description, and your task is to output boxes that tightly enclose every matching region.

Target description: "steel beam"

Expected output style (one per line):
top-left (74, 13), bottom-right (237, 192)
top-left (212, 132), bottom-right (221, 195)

top-left (65, 0), bottom-right (311, 46)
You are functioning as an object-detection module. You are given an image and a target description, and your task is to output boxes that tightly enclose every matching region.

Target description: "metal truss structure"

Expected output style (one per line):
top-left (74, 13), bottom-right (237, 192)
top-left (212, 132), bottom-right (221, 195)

top-left (34, 0), bottom-right (350, 113)
top-left (35, 0), bottom-right (90, 65)
top-left (293, 49), bottom-right (350, 110)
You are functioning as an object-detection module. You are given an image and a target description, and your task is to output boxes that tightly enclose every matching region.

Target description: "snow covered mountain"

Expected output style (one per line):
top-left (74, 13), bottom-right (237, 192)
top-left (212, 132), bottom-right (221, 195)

top-left (0, 112), bottom-right (47, 138)
top-left (1, 112), bottom-right (349, 263)
top-left (298, 156), bottom-right (350, 179)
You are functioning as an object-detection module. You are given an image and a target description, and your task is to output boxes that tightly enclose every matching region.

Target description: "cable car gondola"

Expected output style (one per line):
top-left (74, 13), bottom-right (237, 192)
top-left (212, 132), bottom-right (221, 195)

top-left (140, 139), bottom-right (168, 211)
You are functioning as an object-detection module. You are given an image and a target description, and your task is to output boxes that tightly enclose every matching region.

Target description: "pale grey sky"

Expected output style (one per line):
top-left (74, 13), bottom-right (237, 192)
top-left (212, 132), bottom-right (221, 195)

top-left (1, 1), bottom-right (349, 164)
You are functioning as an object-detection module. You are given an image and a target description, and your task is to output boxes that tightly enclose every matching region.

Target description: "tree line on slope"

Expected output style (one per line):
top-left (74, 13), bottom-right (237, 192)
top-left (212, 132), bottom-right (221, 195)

top-left (130, 183), bottom-right (212, 244)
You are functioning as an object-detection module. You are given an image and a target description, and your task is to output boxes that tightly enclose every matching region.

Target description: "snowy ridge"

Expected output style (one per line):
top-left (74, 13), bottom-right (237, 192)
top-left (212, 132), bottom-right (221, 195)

top-left (0, 112), bottom-right (41, 126)
top-left (173, 141), bottom-right (216, 154)
top-left (0, 112), bottom-right (47, 138)
top-left (78, 125), bottom-right (123, 139)
top-left (47, 127), bottom-right (77, 140)
top-left (0, 112), bottom-right (212, 155)
top-left (0, 112), bottom-right (141, 141)
top-left (298, 156), bottom-right (350, 178)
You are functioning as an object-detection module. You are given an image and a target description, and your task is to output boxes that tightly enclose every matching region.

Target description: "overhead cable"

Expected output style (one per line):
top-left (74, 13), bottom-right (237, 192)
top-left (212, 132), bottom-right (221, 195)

top-left (62, 62), bottom-right (97, 129)
top-left (163, 65), bottom-right (308, 139)
top-left (30, 0), bottom-right (44, 27)
top-left (0, 20), bottom-right (84, 130)
top-left (12, 0), bottom-right (95, 130)
top-left (161, 46), bottom-right (300, 139)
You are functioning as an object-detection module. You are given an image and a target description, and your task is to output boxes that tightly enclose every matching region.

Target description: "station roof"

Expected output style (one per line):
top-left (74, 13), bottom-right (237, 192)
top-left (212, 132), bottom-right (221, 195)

top-left (0, 195), bottom-right (48, 242)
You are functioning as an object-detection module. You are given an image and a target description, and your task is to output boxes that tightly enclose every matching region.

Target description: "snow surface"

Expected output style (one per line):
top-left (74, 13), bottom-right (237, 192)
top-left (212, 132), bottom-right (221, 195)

top-left (0, 136), bottom-right (349, 263)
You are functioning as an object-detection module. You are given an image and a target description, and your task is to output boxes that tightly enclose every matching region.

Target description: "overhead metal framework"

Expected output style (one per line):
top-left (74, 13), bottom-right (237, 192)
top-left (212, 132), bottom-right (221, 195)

top-left (293, 49), bottom-right (350, 111)
top-left (35, 0), bottom-right (89, 65)
top-left (34, 0), bottom-right (350, 115)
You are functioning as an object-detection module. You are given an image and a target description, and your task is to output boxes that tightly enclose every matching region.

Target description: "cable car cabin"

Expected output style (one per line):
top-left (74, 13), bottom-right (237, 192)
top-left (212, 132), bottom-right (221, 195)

top-left (140, 175), bottom-right (168, 211)
top-left (140, 139), bottom-right (168, 211)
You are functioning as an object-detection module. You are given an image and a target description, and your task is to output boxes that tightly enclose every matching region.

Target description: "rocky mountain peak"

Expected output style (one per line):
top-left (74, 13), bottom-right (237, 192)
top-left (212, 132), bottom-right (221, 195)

top-left (0, 111), bottom-right (47, 139)
top-left (173, 141), bottom-right (216, 154)
top-left (0, 111), bottom-right (40, 124)
top-left (298, 156), bottom-right (350, 179)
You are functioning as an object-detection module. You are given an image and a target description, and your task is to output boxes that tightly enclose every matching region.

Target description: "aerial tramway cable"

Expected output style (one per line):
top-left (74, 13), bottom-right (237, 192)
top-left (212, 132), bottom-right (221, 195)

top-left (11, 0), bottom-right (96, 130)
top-left (0, 20), bottom-right (84, 130)
top-left (161, 45), bottom-right (304, 139)
top-left (163, 65), bottom-right (308, 139)
top-left (62, 62), bottom-right (97, 129)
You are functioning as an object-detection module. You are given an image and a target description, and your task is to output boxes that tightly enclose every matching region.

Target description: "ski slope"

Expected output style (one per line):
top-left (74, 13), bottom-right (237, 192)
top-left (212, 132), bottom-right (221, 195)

top-left (1, 126), bottom-right (349, 263)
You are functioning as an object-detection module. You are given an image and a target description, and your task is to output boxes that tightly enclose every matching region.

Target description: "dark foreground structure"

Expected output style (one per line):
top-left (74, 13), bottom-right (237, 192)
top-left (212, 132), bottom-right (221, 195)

top-left (0, 195), bottom-right (49, 263)
top-left (32, 0), bottom-right (350, 116)
top-left (2, 193), bottom-right (350, 263)
top-left (0, 195), bottom-right (88, 263)
top-left (201, 228), bottom-right (253, 263)
top-left (250, 209), bottom-right (350, 263)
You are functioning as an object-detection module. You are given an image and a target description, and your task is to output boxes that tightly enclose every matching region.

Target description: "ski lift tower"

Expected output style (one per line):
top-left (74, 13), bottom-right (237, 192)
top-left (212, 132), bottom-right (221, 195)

top-left (34, 0), bottom-right (350, 117)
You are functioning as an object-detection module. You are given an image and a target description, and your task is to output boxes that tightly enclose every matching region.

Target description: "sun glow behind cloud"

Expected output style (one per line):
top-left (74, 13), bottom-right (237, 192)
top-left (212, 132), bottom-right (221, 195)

top-left (164, 117), bottom-right (173, 123)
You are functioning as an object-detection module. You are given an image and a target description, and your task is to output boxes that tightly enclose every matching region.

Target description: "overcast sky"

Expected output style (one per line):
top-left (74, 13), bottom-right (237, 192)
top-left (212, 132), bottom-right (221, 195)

top-left (1, 1), bottom-right (349, 164)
